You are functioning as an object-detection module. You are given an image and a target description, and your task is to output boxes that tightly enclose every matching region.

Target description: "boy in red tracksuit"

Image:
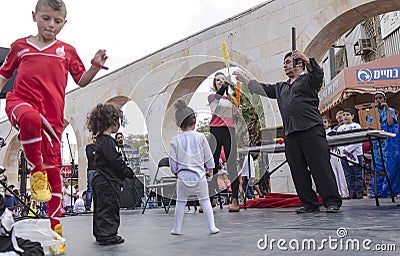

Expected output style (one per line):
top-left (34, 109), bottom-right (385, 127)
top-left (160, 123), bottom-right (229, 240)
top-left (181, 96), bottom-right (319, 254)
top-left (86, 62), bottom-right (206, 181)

top-left (0, 0), bottom-right (108, 253)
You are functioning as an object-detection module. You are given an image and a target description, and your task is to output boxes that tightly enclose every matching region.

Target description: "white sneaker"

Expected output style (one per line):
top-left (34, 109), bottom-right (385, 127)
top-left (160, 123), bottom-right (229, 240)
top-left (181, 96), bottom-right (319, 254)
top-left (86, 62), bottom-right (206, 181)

top-left (170, 229), bottom-right (181, 235)
top-left (210, 227), bottom-right (220, 234)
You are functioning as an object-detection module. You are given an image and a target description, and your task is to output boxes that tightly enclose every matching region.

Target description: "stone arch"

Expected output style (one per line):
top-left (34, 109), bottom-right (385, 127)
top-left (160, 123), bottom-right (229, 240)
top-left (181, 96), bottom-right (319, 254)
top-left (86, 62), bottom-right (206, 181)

top-left (302, 0), bottom-right (400, 60)
top-left (105, 95), bottom-right (130, 108)
top-left (2, 135), bottom-right (21, 181)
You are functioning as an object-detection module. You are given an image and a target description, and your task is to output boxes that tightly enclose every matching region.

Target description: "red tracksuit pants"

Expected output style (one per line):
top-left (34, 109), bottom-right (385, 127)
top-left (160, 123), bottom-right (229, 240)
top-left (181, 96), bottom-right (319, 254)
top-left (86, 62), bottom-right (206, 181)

top-left (6, 101), bottom-right (62, 229)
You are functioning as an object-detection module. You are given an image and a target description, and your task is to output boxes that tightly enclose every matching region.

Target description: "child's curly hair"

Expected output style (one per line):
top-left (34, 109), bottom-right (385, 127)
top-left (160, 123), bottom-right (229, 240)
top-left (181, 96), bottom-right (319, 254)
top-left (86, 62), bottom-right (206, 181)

top-left (86, 104), bottom-right (124, 135)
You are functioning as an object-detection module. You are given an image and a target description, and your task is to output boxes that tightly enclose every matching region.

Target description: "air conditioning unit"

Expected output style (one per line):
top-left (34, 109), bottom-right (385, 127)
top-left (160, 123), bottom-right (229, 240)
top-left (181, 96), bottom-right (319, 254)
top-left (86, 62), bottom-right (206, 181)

top-left (354, 38), bottom-right (376, 55)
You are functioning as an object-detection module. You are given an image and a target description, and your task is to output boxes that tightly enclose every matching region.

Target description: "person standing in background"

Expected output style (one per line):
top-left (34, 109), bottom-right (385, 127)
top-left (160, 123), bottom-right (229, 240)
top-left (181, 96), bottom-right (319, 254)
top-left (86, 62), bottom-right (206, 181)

top-left (323, 115), bottom-right (349, 199)
top-left (85, 135), bottom-right (96, 212)
top-left (336, 109), bottom-right (364, 199)
top-left (62, 179), bottom-right (76, 213)
top-left (370, 91), bottom-right (400, 197)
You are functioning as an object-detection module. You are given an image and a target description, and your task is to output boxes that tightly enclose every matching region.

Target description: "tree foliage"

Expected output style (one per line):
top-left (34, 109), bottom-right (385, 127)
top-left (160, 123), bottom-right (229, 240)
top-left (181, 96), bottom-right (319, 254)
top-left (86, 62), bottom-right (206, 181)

top-left (124, 134), bottom-right (149, 158)
top-left (230, 82), bottom-right (264, 147)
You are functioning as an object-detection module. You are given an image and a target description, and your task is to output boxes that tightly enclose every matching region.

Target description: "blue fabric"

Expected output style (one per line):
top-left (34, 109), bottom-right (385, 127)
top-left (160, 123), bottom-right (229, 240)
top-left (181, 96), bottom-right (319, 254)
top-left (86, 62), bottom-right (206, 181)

top-left (86, 169), bottom-right (96, 210)
top-left (4, 194), bottom-right (18, 211)
top-left (242, 177), bottom-right (255, 199)
top-left (370, 107), bottom-right (400, 197)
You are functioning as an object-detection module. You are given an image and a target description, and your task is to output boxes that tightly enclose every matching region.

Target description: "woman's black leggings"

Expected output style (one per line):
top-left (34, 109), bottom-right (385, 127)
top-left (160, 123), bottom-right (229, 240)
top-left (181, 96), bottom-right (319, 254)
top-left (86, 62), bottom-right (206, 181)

top-left (209, 126), bottom-right (239, 199)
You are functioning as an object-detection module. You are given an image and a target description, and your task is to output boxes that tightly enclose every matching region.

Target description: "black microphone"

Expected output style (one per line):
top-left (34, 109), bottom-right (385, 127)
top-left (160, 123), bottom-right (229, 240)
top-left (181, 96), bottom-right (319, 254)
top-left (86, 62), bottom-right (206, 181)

top-left (292, 27), bottom-right (298, 68)
top-left (223, 80), bottom-right (231, 86)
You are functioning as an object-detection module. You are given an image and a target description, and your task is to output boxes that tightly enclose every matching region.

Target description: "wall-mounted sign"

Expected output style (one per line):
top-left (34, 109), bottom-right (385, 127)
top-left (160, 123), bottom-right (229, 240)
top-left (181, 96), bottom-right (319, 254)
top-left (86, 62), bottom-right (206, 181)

top-left (381, 11), bottom-right (400, 39)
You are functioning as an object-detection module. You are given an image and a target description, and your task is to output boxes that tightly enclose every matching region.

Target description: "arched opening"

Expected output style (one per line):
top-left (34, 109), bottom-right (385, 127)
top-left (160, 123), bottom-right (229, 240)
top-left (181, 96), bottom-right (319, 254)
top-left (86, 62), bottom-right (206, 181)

top-left (120, 100), bottom-right (149, 175)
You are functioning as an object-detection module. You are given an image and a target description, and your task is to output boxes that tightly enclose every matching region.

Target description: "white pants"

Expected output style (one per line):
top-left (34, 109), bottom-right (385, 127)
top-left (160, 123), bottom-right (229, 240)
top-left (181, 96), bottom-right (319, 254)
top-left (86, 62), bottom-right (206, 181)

top-left (171, 171), bottom-right (218, 234)
top-left (330, 152), bottom-right (349, 197)
top-left (176, 179), bottom-right (209, 202)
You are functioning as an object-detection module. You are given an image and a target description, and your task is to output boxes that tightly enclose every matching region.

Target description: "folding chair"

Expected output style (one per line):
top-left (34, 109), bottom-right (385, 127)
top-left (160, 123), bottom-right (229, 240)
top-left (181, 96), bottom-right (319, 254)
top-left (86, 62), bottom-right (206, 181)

top-left (142, 157), bottom-right (176, 214)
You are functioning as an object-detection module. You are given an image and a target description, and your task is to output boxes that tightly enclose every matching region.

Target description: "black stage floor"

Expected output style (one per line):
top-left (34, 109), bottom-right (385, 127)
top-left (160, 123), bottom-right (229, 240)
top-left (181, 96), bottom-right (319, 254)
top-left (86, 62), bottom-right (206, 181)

top-left (62, 198), bottom-right (400, 256)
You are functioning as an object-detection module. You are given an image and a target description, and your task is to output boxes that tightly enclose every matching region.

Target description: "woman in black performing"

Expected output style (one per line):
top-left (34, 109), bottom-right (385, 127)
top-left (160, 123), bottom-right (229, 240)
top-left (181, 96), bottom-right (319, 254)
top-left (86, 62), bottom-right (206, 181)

top-left (208, 72), bottom-right (241, 212)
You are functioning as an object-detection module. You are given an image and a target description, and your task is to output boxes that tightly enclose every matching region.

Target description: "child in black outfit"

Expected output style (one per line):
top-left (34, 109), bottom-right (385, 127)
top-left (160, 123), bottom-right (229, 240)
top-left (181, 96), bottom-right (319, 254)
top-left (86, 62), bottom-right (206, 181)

top-left (86, 103), bottom-right (134, 246)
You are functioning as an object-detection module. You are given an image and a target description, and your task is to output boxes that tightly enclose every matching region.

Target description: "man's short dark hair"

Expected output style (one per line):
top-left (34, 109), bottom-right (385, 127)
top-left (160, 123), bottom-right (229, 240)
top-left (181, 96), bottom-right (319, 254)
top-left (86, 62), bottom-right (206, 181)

top-left (284, 52), bottom-right (292, 60)
top-left (284, 52), bottom-right (305, 69)
top-left (115, 132), bottom-right (123, 140)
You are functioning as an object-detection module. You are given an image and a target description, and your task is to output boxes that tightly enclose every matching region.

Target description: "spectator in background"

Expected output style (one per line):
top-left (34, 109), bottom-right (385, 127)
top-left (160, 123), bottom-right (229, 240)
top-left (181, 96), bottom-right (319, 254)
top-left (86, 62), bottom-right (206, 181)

top-left (337, 109), bottom-right (364, 199)
top-left (323, 115), bottom-right (349, 199)
top-left (20, 194), bottom-right (31, 217)
top-left (73, 191), bottom-right (87, 214)
top-left (216, 159), bottom-right (231, 192)
top-left (4, 186), bottom-right (18, 217)
top-left (85, 135), bottom-right (96, 212)
top-left (332, 110), bottom-right (344, 132)
top-left (74, 184), bottom-right (80, 200)
top-left (115, 132), bottom-right (127, 161)
top-left (62, 179), bottom-right (76, 212)
top-left (370, 91), bottom-right (400, 197)
top-left (239, 152), bottom-right (256, 199)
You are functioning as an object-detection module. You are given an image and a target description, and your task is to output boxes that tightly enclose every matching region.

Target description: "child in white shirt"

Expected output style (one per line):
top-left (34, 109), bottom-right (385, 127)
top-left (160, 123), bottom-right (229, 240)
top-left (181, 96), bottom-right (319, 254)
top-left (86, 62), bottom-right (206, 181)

top-left (323, 115), bottom-right (349, 198)
top-left (169, 100), bottom-right (219, 235)
top-left (337, 109), bottom-right (364, 199)
top-left (240, 154), bottom-right (256, 199)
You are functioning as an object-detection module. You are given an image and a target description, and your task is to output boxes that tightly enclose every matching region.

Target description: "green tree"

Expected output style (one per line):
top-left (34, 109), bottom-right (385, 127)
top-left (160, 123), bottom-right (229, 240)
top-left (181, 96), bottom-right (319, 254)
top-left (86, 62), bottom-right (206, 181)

top-left (196, 117), bottom-right (210, 133)
top-left (124, 134), bottom-right (149, 159)
top-left (230, 83), bottom-right (264, 147)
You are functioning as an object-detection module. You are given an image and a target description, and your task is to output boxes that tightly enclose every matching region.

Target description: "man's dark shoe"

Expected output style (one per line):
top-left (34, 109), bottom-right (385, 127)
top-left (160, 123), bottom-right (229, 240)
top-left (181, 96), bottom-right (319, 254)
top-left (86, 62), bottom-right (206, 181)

top-left (295, 206), bottom-right (320, 214)
top-left (326, 205), bottom-right (340, 213)
top-left (350, 192), bottom-right (356, 199)
top-left (97, 235), bottom-right (125, 246)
